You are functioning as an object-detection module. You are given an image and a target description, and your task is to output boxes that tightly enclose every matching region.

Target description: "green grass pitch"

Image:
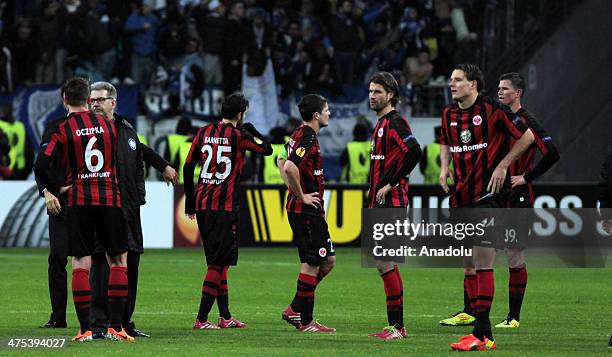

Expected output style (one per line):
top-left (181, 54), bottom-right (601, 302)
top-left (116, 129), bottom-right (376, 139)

top-left (1, 247), bottom-right (610, 355)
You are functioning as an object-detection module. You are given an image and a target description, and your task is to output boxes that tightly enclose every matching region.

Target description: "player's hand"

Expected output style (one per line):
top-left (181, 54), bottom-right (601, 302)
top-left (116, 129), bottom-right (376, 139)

top-left (59, 185), bottom-right (72, 194)
top-left (300, 192), bottom-right (321, 208)
top-left (439, 167), bottom-right (454, 193)
top-left (602, 219), bottom-right (612, 235)
top-left (187, 214), bottom-right (196, 220)
top-left (511, 174), bottom-right (527, 188)
top-left (162, 165), bottom-right (178, 186)
top-left (376, 184), bottom-right (393, 205)
top-left (488, 165), bottom-right (507, 194)
top-left (44, 190), bottom-right (61, 215)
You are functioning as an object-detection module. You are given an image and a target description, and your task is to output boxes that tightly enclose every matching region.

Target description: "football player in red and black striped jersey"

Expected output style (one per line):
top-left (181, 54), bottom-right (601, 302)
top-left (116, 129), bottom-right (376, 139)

top-left (495, 72), bottom-right (559, 329)
top-left (34, 77), bottom-right (132, 342)
top-left (280, 94), bottom-right (337, 333)
top-left (366, 72), bottom-right (422, 340)
top-left (183, 92), bottom-right (272, 329)
top-left (438, 65), bottom-right (535, 351)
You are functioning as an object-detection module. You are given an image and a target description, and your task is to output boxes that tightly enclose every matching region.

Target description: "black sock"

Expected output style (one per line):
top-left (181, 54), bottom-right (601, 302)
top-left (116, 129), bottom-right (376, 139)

top-left (473, 309), bottom-right (492, 341)
top-left (197, 265), bottom-right (222, 322)
top-left (508, 266), bottom-right (527, 321)
top-left (472, 269), bottom-right (494, 341)
top-left (290, 294), bottom-right (299, 311)
top-left (217, 267), bottom-right (231, 319)
top-left (108, 267), bottom-right (129, 331)
top-left (296, 273), bottom-right (317, 325)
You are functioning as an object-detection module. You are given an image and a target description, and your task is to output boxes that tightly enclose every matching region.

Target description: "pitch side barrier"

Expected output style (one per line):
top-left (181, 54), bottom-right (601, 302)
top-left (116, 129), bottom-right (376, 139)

top-left (173, 184), bottom-right (612, 267)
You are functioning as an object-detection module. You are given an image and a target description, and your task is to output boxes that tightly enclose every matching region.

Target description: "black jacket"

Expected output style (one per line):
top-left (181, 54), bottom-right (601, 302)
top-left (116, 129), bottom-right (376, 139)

top-left (114, 114), bottom-right (169, 253)
top-left (598, 146), bottom-right (612, 218)
top-left (35, 117), bottom-right (68, 213)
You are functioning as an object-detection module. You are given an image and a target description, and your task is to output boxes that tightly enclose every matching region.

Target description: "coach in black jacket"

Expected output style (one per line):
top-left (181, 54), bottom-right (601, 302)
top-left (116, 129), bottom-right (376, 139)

top-left (89, 81), bottom-right (177, 339)
top-left (36, 116), bottom-right (70, 329)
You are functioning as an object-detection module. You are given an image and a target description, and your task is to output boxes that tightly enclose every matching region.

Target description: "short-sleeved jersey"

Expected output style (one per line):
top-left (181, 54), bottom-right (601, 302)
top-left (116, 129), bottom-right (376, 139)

top-left (368, 110), bottom-right (419, 208)
top-left (440, 96), bottom-right (528, 208)
top-left (185, 121), bottom-right (268, 212)
top-left (508, 108), bottom-right (555, 205)
top-left (42, 111), bottom-right (121, 207)
top-left (285, 125), bottom-right (324, 216)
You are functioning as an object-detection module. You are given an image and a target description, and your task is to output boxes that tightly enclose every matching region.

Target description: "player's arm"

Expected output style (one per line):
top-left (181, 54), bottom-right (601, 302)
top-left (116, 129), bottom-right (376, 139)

top-left (277, 144), bottom-right (289, 187)
top-left (438, 109), bottom-right (454, 193)
top-left (511, 118), bottom-right (560, 187)
top-left (141, 142), bottom-right (177, 186)
top-left (282, 138), bottom-right (320, 208)
top-left (240, 123), bottom-right (273, 156)
top-left (439, 144), bottom-right (454, 193)
top-left (377, 118), bottom-right (422, 203)
top-left (183, 135), bottom-right (201, 218)
top-left (135, 136), bottom-right (146, 204)
top-left (419, 145), bottom-right (427, 175)
top-left (598, 146), bottom-right (612, 210)
top-left (488, 107), bottom-right (535, 193)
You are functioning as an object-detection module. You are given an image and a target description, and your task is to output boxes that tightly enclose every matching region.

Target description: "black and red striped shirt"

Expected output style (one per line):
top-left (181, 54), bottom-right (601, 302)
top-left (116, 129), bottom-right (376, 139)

top-left (440, 96), bottom-right (528, 208)
top-left (508, 108), bottom-right (555, 205)
top-left (285, 125), bottom-right (324, 216)
top-left (184, 121), bottom-right (269, 212)
top-left (42, 111), bottom-right (121, 207)
top-left (368, 110), bottom-right (419, 208)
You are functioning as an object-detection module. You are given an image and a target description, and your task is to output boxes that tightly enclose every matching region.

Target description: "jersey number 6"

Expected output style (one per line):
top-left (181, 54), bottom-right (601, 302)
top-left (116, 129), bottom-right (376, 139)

top-left (85, 136), bottom-right (104, 173)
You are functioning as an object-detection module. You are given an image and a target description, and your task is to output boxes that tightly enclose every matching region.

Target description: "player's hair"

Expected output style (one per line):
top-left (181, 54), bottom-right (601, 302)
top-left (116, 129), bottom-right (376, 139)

top-left (454, 64), bottom-right (485, 93)
top-left (499, 72), bottom-right (525, 96)
top-left (369, 71), bottom-right (401, 106)
top-left (62, 77), bottom-right (90, 106)
top-left (221, 92), bottom-right (249, 120)
top-left (297, 94), bottom-right (328, 122)
top-left (90, 81), bottom-right (118, 99)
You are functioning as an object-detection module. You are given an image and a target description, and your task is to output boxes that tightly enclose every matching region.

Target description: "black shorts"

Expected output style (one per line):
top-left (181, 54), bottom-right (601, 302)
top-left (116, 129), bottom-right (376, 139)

top-left (66, 206), bottom-right (128, 258)
top-left (288, 213), bottom-right (335, 265)
top-left (196, 210), bottom-right (239, 266)
top-left (506, 186), bottom-right (532, 208)
top-left (450, 195), bottom-right (506, 248)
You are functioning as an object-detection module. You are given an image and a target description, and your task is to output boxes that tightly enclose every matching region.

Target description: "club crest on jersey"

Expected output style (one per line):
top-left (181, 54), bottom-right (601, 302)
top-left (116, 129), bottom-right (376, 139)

top-left (254, 137), bottom-right (263, 145)
top-left (318, 247), bottom-right (327, 257)
top-left (377, 128), bottom-right (384, 137)
top-left (460, 129), bottom-right (471, 143)
top-left (296, 147), bottom-right (306, 157)
top-left (128, 138), bottom-right (137, 151)
top-left (472, 115), bottom-right (482, 126)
